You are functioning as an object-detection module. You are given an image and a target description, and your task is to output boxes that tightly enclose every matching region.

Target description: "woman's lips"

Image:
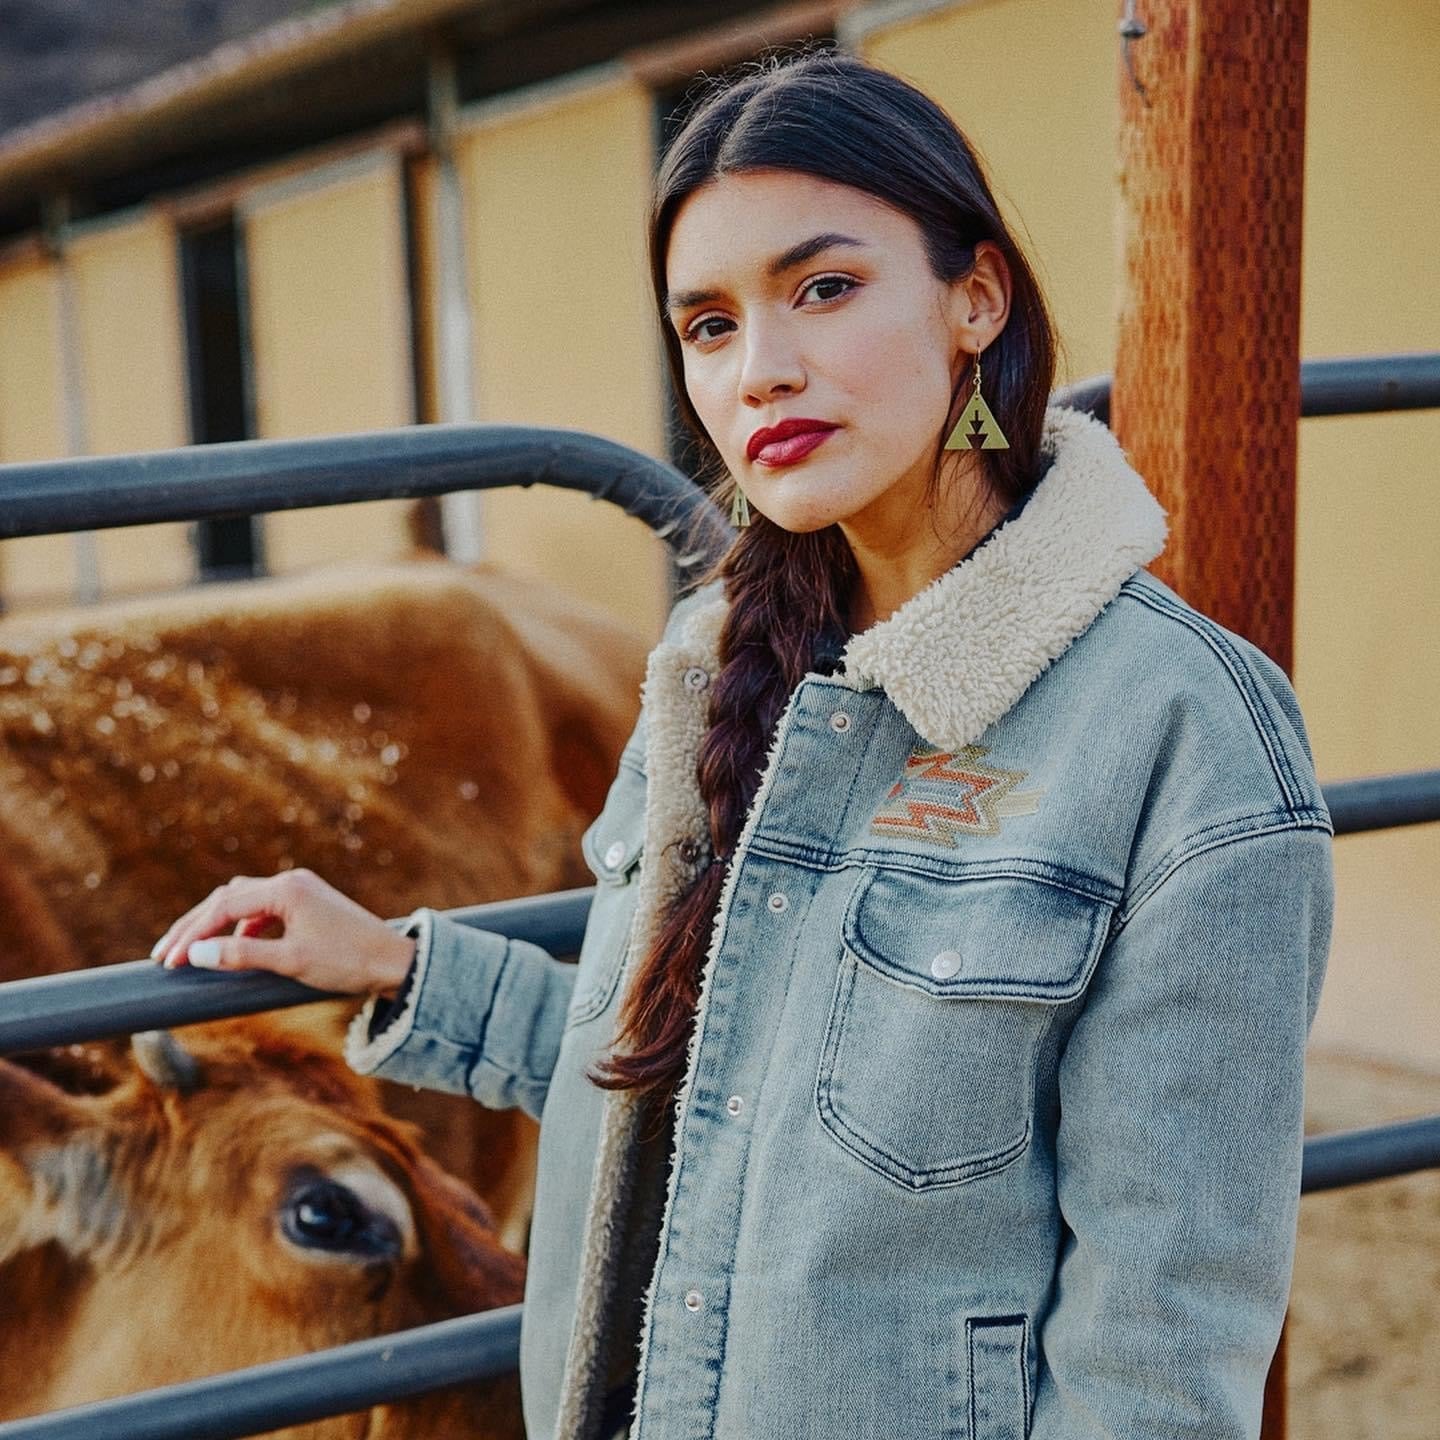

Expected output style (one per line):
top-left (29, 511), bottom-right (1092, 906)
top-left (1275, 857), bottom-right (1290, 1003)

top-left (752, 427), bottom-right (837, 467)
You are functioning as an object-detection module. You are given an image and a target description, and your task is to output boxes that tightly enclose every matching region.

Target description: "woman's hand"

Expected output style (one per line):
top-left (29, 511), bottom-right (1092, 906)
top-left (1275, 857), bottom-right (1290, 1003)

top-left (150, 869), bottom-right (417, 998)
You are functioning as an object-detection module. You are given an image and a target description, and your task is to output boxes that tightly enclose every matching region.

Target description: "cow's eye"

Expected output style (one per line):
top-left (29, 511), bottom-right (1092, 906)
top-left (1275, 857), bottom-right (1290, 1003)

top-left (282, 1177), bottom-right (400, 1258)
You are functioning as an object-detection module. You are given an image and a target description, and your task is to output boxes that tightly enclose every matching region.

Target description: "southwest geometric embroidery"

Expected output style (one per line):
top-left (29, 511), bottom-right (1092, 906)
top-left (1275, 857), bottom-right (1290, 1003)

top-left (870, 742), bottom-right (1043, 847)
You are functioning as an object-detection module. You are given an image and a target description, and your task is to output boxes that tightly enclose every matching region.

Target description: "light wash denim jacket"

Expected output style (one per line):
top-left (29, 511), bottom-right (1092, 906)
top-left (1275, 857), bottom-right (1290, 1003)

top-left (347, 406), bottom-right (1334, 1440)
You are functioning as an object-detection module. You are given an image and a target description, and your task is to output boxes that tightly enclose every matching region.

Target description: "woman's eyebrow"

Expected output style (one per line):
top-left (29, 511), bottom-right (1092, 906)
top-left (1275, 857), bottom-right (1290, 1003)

top-left (665, 232), bottom-right (870, 313)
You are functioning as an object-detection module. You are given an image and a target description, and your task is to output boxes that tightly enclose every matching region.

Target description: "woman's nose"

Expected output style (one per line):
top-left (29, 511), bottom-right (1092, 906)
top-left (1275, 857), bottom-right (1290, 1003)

top-left (738, 322), bottom-right (805, 404)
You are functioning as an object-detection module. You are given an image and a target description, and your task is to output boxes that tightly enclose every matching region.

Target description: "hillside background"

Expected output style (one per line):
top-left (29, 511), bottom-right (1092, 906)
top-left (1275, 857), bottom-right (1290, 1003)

top-left (0, 0), bottom-right (336, 134)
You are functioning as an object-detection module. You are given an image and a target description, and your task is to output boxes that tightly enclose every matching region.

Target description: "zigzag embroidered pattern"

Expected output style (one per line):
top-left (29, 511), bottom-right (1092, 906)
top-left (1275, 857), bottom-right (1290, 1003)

top-left (870, 742), bottom-right (1043, 846)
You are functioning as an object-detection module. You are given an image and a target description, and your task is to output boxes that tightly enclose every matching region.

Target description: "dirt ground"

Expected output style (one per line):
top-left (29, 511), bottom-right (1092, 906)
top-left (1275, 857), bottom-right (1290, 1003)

top-left (1288, 1050), bottom-right (1440, 1438)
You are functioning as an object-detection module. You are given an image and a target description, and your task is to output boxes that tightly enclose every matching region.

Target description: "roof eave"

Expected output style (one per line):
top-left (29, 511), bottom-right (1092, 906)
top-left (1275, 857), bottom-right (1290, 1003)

top-left (0, 0), bottom-right (481, 201)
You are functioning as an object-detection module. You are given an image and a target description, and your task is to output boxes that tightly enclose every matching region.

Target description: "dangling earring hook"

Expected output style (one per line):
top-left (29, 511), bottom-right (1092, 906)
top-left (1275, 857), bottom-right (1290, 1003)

top-left (943, 348), bottom-right (1010, 452)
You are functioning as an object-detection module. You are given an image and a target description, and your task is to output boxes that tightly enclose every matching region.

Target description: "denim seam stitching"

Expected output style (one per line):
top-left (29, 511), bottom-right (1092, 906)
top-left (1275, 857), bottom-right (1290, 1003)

top-left (745, 839), bottom-right (1120, 905)
top-left (565, 893), bottom-right (637, 1030)
top-left (1119, 581), bottom-right (1304, 810)
top-left (1127, 806), bottom-right (1332, 906)
top-left (1117, 817), bottom-right (1332, 929)
top-left (964, 1315), bottom-right (1030, 1440)
top-left (458, 937), bottom-right (508, 1091)
top-left (967, 1318), bottom-right (978, 1440)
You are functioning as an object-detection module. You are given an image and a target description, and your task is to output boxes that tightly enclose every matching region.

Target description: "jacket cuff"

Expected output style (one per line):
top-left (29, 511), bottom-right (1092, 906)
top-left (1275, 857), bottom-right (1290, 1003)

top-left (343, 907), bottom-right (511, 1092)
top-left (345, 912), bottom-right (429, 1074)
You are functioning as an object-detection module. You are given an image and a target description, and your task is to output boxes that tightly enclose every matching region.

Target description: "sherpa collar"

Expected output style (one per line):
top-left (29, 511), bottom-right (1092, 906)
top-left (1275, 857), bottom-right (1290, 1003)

top-left (671, 403), bottom-right (1169, 748)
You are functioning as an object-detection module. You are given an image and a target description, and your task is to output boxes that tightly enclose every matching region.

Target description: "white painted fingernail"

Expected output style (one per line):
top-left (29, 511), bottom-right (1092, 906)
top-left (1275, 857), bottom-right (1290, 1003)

top-left (150, 937), bottom-right (170, 961)
top-left (188, 939), bottom-right (223, 969)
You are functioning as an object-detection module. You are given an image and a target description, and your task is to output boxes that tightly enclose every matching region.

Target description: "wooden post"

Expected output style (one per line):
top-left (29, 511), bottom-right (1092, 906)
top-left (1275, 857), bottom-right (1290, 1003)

top-left (1110, 4), bottom-right (1310, 1434)
top-left (1111, 0), bottom-right (1309, 673)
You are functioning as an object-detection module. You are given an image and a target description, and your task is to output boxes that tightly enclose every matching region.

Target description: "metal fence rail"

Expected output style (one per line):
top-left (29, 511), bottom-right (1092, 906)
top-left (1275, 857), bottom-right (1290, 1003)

top-left (1, 369), bottom-right (1437, 1440)
top-left (0, 423), bottom-right (732, 571)
top-left (1326, 768), bottom-right (1440, 835)
top-left (1303, 1115), bottom-right (1440, 1193)
top-left (0, 1309), bottom-right (522, 1440)
top-left (1052, 350), bottom-right (1440, 423)
top-left (0, 889), bottom-right (594, 1055)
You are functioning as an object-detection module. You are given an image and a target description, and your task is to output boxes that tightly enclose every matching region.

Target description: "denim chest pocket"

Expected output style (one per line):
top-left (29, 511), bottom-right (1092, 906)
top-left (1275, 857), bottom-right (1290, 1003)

top-left (567, 753), bottom-right (646, 1029)
top-left (815, 867), bottom-right (1113, 1191)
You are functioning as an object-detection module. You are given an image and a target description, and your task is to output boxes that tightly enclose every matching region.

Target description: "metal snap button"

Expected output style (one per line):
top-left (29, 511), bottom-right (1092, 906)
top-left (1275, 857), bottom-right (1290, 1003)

top-left (766, 892), bottom-right (789, 914)
top-left (683, 1289), bottom-right (703, 1312)
top-left (929, 948), bottom-right (963, 979)
top-left (683, 667), bottom-right (710, 692)
top-left (725, 1095), bottom-right (744, 1116)
top-left (829, 710), bottom-right (852, 733)
top-left (603, 840), bottom-right (626, 869)
top-left (677, 837), bottom-right (701, 864)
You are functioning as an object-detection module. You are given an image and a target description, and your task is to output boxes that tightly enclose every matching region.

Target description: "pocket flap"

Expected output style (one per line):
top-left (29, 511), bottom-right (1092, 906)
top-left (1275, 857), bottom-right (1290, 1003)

top-left (843, 868), bottom-right (1112, 1001)
top-left (580, 757), bottom-right (646, 884)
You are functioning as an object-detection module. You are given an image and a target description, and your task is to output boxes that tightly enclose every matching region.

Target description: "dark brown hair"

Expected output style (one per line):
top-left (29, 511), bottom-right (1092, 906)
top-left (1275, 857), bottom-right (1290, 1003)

top-left (589, 43), bottom-right (1057, 1103)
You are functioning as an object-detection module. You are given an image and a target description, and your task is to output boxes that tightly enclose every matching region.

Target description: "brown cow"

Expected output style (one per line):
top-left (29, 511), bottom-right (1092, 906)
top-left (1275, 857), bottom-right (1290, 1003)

top-left (0, 1014), bottom-right (526, 1436)
top-left (0, 556), bottom-right (650, 1246)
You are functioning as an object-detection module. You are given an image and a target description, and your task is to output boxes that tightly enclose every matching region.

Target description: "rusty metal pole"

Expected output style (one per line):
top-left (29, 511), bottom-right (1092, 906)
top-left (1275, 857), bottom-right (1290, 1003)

top-left (1111, 0), bottom-right (1308, 673)
top-left (1110, 3), bottom-right (1309, 1434)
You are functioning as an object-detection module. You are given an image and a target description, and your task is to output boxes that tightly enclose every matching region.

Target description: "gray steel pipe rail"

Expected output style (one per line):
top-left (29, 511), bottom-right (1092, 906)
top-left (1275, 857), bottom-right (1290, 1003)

top-left (0, 1116), bottom-right (1433, 1440)
top-left (0, 888), bottom-right (592, 1056)
top-left (0, 1307), bottom-right (522, 1440)
top-left (0, 423), bottom-right (733, 573)
top-left (1052, 350), bottom-right (1440, 423)
top-left (1326, 768), bottom-right (1440, 835)
top-left (1302, 1115), bottom-right (1440, 1194)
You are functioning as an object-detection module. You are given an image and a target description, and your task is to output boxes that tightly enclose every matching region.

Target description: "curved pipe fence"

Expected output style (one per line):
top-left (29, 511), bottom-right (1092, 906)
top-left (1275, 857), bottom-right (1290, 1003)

top-left (0, 365), bottom-right (1436, 1440)
top-left (0, 422), bottom-right (733, 573)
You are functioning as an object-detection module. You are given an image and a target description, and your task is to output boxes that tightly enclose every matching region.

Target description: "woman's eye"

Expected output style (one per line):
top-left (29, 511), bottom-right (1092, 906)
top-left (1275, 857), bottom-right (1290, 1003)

top-left (800, 274), bottom-right (858, 304)
top-left (681, 276), bottom-right (857, 347)
top-left (684, 315), bottom-right (733, 345)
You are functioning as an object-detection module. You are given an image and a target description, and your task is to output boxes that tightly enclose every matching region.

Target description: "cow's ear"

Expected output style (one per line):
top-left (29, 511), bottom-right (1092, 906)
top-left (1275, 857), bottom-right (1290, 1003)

top-left (0, 1059), bottom-right (115, 1264)
top-left (240, 997), bottom-right (359, 1055)
top-left (406, 1153), bottom-right (527, 1316)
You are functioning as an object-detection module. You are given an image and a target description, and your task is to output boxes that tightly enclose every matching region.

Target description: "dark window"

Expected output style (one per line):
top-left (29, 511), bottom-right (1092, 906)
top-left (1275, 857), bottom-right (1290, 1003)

top-left (179, 216), bottom-right (263, 580)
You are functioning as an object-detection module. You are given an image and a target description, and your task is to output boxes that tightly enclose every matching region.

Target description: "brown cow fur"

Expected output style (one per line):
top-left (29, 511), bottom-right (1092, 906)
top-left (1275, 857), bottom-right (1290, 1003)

top-left (0, 557), bottom-right (650, 1248)
top-left (0, 1014), bottom-right (526, 1436)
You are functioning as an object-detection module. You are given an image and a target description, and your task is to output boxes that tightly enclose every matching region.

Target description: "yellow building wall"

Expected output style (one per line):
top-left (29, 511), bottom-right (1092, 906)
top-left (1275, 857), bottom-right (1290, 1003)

top-left (0, 255), bottom-right (78, 604)
top-left (455, 77), bottom-right (671, 640)
top-left (67, 215), bottom-right (193, 593)
top-left (856, 0), bottom-right (1119, 387)
top-left (1292, 0), bottom-right (1440, 1070)
top-left (242, 153), bottom-right (416, 572)
top-left (861, 0), bottom-right (1440, 1071)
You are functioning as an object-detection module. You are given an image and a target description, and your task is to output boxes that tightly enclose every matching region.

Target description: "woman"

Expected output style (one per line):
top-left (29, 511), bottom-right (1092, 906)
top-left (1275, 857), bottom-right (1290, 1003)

top-left (153, 46), bottom-right (1333, 1440)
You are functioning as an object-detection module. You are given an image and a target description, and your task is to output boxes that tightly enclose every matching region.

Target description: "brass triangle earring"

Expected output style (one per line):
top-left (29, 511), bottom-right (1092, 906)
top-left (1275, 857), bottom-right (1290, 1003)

top-left (729, 484), bottom-right (753, 528)
top-left (944, 350), bottom-right (1010, 452)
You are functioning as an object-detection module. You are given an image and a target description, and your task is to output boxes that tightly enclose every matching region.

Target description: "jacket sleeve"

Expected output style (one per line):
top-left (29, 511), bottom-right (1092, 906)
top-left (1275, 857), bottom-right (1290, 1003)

top-left (1032, 821), bottom-right (1334, 1437)
top-left (344, 907), bottom-right (577, 1122)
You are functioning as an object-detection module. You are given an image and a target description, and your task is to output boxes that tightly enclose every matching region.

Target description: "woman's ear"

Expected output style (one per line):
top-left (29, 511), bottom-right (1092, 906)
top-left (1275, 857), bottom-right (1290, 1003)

top-left (947, 240), bottom-right (1012, 361)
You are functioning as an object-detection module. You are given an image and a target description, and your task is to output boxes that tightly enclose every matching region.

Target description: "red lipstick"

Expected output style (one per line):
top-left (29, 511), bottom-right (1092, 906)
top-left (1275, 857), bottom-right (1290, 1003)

top-left (746, 418), bottom-right (839, 466)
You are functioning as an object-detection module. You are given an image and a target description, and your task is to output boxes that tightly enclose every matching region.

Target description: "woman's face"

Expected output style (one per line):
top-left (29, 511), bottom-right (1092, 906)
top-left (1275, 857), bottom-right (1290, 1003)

top-left (664, 169), bottom-right (1005, 542)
